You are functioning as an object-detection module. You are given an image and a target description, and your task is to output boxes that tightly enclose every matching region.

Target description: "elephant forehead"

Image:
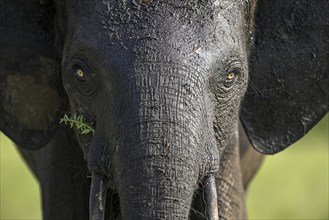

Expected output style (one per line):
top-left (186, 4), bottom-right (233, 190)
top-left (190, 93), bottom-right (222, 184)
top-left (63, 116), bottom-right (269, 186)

top-left (66, 0), bottom-right (248, 70)
top-left (100, 0), bottom-right (245, 43)
top-left (68, 1), bottom-right (245, 42)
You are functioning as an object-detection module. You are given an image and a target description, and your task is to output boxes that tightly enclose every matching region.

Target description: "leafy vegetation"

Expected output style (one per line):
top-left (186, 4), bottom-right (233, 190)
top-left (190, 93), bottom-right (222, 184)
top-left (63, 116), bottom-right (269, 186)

top-left (59, 113), bottom-right (95, 135)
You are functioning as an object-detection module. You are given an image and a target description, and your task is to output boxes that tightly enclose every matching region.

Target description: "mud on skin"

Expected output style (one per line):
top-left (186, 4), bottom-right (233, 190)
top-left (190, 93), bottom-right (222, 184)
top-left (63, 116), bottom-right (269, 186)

top-left (0, 0), bottom-right (328, 220)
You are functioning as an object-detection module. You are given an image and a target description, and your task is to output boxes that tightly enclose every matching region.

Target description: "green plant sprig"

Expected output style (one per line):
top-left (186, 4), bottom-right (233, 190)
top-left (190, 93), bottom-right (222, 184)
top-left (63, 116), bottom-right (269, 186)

top-left (59, 114), bottom-right (95, 135)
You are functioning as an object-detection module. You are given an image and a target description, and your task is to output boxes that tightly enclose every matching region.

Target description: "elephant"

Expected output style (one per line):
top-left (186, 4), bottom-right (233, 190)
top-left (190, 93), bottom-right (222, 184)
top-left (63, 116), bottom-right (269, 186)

top-left (0, 0), bottom-right (328, 219)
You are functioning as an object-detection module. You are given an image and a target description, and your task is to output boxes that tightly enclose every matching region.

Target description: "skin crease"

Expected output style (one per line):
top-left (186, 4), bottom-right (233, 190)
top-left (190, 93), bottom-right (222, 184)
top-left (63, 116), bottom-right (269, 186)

top-left (1, 0), bottom-right (327, 219)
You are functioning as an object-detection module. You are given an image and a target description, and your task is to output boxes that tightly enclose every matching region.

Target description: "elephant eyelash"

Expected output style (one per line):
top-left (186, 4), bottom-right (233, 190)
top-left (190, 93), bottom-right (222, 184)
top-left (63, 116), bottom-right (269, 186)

top-left (225, 59), bottom-right (242, 72)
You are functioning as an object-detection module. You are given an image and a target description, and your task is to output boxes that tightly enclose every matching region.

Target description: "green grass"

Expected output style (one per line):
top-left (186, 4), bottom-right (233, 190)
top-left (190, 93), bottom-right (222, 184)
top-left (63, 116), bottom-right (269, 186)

top-left (0, 115), bottom-right (328, 219)
top-left (247, 115), bottom-right (328, 219)
top-left (0, 133), bottom-right (41, 220)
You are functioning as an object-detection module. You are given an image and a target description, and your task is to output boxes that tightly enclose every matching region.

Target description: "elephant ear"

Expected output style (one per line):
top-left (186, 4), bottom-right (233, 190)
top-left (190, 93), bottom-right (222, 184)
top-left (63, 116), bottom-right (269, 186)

top-left (0, 0), bottom-right (66, 150)
top-left (240, 0), bottom-right (329, 154)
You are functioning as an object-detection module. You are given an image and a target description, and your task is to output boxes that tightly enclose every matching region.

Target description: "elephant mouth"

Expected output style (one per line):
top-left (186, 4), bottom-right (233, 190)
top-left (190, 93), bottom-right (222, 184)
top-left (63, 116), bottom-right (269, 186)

top-left (89, 173), bottom-right (219, 220)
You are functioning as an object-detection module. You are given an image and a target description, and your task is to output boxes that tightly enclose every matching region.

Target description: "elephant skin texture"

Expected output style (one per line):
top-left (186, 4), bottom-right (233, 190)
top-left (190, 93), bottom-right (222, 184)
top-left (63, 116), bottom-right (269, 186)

top-left (0, 0), bottom-right (328, 220)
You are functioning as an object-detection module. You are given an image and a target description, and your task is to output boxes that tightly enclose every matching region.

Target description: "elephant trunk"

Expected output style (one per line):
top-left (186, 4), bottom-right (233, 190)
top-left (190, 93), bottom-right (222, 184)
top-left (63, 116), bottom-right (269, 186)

top-left (88, 173), bottom-right (219, 220)
top-left (110, 64), bottom-right (199, 219)
top-left (118, 156), bottom-right (196, 220)
top-left (113, 115), bottom-right (217, 219)
top-left (89, 63), bottom-right (220, 219)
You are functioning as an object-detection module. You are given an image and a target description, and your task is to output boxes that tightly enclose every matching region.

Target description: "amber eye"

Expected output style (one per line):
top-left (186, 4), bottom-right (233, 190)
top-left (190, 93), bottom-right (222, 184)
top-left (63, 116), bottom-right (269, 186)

top-left (226, 72), bottom-right (236, 81)
top-left (224, 71), bottom-right (239, 88)
top-left (73, 66), bottom-right (88, 82)
top-left (75, 68), bottom-right (85, 78)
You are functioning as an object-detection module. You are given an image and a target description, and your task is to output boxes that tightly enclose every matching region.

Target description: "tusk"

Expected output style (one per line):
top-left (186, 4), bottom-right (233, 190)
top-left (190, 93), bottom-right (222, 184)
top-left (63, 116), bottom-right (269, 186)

top-left (90, 173), bottom-right (107, 220)
top-left (204, 176), bottom-right (219, 220)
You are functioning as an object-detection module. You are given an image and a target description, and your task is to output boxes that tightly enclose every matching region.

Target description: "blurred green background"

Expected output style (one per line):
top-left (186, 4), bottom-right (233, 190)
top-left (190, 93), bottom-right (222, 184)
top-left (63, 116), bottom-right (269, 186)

top-left (0, 115), bottom-right (328, 219)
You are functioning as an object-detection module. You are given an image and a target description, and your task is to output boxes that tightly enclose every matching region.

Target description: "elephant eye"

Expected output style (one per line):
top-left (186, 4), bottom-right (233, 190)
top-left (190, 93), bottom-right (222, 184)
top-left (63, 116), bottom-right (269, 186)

top-left (226, 72), bottom-right (236, 81)
top-left (75, 68), bottom-right (85, 78)
top-left (73, 65), bottom-right (88, 82)
top-left (224, 71), bottom-right (239, 87)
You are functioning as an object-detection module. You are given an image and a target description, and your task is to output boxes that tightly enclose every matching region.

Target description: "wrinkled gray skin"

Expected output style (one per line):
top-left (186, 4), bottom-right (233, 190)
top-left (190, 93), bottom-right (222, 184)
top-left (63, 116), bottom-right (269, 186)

top-left (0, 0), bottom-right (328, 219)
top-left (64, 1), bottom-right (251, 219)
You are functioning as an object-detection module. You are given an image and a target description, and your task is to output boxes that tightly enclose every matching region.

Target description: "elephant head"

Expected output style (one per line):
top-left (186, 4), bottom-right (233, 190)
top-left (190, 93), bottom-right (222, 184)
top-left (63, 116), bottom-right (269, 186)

top-left (0, 0), bottom-right (328, 219)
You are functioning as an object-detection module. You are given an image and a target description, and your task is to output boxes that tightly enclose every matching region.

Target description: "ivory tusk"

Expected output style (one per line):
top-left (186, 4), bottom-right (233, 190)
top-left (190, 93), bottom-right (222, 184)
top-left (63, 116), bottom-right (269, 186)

top-left (90, 173), bottom-right (107, 220)
top-left (204, 176), bottom-right (219, 220)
